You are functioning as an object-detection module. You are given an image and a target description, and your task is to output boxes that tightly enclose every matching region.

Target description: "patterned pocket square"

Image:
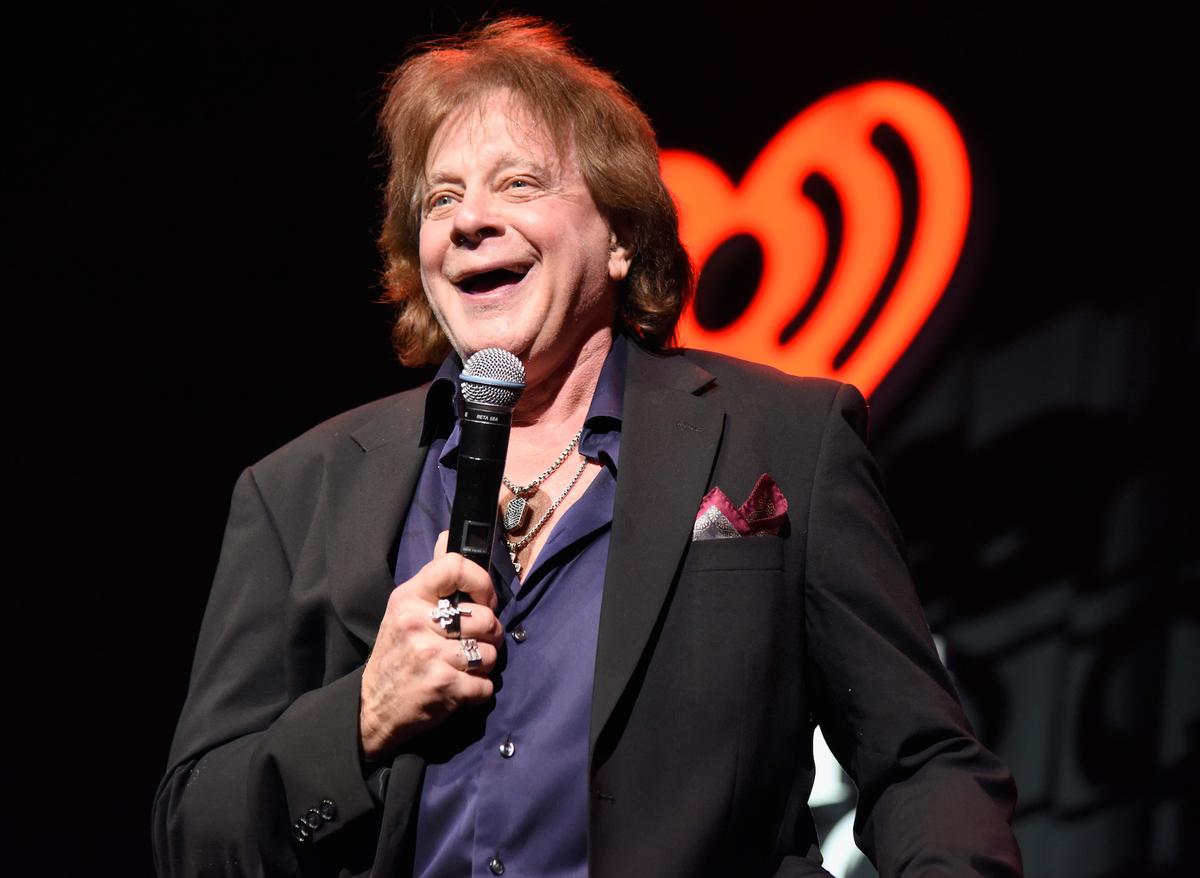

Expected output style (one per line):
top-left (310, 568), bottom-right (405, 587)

top-left (692, 473), bottom-right (788, 541)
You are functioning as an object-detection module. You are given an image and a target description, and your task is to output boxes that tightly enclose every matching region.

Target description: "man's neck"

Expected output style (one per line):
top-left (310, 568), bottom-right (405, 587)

top-left (508, 327), bottom-right (612, 453)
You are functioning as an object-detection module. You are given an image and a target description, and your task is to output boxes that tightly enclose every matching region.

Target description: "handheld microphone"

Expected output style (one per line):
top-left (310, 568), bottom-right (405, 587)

top-left (448, 348), bottom-right (526, 577)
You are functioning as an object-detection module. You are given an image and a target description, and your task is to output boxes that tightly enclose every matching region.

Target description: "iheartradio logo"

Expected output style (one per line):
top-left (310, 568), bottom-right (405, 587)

top-left (664, 82), bottom-right (971, 397)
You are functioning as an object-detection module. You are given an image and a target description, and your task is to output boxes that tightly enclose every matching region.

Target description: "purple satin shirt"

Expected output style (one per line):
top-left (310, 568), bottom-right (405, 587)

top-left (394, 337), bottom-right (626, 878)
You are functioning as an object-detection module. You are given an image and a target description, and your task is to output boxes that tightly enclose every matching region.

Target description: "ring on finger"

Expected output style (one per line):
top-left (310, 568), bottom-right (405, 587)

top-left (431, 597), bottom-right (473, 637)
top-left (460, 638), bottom-right (483, 670)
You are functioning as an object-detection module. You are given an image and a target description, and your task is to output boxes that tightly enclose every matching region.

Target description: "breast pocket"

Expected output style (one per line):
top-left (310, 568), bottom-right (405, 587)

top-left (673, 534), bottom-right (797, 697)
top-left (683, 534), bottom-right (785, 572)
top-left (673, 535), bottom-right (789, 656)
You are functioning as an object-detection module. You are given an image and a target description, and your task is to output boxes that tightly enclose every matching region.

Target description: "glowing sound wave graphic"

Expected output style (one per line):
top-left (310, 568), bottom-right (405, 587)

top-left (664, 81), bottom-right (971, 397)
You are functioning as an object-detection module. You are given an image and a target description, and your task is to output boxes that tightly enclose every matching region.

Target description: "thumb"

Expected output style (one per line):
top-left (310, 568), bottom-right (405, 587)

top-left (433, 530), bottom-right (449, 559)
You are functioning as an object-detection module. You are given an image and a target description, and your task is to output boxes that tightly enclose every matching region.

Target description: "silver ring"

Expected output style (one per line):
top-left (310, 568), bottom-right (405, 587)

top-left (460, 638), bottom-right (482, 670)
top-left (431, 598), bottom-right (472, 636)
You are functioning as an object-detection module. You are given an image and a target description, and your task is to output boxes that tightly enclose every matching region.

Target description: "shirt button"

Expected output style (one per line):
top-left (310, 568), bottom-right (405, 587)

top-left (499, 737), bottom-right (515, 758)
top-left (489, 855), bottom-right (505, 875)
top-left (511, 625), bottom-right (527, 643)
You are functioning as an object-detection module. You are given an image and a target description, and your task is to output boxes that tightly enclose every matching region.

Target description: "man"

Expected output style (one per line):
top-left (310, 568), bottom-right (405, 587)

top-left (154, 17), bottom-right (1022, 878)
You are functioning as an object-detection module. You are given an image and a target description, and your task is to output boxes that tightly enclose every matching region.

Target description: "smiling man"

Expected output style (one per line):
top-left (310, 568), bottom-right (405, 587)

top-left (418, 93), bottom-right (631, 388)
top-left (154, 17), bottom-right (1022, 878)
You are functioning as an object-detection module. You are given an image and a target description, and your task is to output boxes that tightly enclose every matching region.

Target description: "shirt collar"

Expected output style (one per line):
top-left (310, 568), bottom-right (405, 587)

top-left (583, 333), bottom-right (626, 427)
top-left (419, 353), bottom-right (464, 447)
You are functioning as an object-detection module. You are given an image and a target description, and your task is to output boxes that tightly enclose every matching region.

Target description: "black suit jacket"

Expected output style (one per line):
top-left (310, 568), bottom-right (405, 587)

top-left (154, 344), bottom-right (1022, 877)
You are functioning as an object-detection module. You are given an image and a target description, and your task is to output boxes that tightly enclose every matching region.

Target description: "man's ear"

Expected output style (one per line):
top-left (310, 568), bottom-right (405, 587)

top-left (607, 231), bottom-right (634, 282)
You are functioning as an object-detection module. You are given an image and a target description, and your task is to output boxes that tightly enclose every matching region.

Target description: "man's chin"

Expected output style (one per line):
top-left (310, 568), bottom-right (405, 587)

top-left (453, 335), bottom-right (531, 363)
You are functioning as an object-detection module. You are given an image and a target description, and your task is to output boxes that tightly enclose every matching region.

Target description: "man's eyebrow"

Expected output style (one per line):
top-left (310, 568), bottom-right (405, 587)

top-left (424, 168), bottom-right (460, 187)
top-left (492, 150), bottom-right (552, 175)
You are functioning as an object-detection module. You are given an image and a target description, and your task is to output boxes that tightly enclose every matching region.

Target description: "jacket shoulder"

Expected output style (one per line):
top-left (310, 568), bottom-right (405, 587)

top-left (273, 388), bottom-right (425, 456)
top-left (675, 348), bottom-right (862, 415)
top-left (246, 386), bottom-right (428, 499)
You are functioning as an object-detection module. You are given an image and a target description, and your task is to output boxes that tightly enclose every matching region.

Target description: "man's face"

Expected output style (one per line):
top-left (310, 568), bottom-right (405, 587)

top-left (418, 91), bottom-right (631, 383)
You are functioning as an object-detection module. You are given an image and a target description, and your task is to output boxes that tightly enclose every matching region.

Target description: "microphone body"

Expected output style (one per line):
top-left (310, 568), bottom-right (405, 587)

top-left (448, 400), bottom-right (513, 567)
top-left (447, 349), bottom-right (526, 577)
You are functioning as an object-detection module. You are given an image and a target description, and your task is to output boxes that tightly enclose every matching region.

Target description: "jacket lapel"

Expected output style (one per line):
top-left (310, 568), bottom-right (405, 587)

top-left (590, 346), bottom-right (723, 763)
top-left (328, 391), bottom-right (430, 648)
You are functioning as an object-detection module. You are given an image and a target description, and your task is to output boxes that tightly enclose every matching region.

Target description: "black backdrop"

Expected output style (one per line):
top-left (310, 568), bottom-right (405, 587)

top-left (9, 4), bottom-right (1196, 876)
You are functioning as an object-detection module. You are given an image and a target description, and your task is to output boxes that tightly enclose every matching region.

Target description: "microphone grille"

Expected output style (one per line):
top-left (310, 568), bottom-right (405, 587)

top-left (460, 348), bottom-right (526, 408)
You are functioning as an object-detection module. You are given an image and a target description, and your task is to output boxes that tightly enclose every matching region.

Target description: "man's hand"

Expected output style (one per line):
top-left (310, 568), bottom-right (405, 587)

top-left (359, 532), bottom-right (503, 760)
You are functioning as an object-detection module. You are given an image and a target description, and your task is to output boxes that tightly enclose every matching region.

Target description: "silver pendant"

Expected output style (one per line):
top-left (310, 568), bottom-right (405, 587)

top-left (509, 547), bottom-right (522, 575)
top-left (503, 496), bottom-right (529, 533)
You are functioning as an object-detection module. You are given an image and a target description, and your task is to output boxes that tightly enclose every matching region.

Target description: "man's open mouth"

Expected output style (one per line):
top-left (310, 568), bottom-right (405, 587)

top-left (456, 266), bottom-right (530, 293)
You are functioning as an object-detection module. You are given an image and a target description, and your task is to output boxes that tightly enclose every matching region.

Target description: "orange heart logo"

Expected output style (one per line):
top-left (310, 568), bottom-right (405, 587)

top-left (663, 81), bottom-right (970, 397)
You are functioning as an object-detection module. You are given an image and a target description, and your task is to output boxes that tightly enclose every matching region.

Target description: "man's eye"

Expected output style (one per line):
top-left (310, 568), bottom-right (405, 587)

top-left (431, 193), bottom-right (454, 208)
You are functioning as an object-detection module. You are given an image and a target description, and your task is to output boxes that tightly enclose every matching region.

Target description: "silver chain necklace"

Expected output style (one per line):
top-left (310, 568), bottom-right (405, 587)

top-left (505, 451), bottom-right (589, 575)
top-left (501, 429), bottom-right (583, 534)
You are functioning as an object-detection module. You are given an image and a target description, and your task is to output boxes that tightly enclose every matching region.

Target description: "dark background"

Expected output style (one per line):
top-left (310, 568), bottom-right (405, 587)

top-left (9, 3), bottom-right (1196, 875)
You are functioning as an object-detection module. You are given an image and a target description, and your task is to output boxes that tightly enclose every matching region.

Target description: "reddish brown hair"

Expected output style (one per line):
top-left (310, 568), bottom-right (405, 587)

top-left (377, 16), bottom-right (693, 365)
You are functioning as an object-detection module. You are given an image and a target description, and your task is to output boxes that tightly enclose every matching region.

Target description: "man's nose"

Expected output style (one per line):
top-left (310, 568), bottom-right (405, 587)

top-left (451, 190), bottom-right (503, 247)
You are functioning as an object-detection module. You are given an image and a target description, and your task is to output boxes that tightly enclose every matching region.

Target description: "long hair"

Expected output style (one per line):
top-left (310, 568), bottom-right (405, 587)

top-left (377, 16), bottom-right (693, 365)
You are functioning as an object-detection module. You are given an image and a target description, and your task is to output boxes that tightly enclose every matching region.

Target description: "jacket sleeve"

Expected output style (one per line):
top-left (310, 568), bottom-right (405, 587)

top-left (803, 383), bottom-right (1023, 877)
top-left (152, 467), bottom-right (380, 877)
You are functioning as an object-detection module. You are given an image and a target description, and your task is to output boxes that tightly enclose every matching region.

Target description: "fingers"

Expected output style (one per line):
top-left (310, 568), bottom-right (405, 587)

top-left (405, 545), bottom-right (498, 612)
top-left (450, 637), bottom-right (499, 677)
top-left (425, 595), bottom-right (503, 646)
top-left (447, 601), bottom-right (504, 646)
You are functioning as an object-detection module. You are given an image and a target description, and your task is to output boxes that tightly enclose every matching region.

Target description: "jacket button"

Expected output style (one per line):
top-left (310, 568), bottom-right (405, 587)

top-left (304, 808), bottom-right (323, 830)
top-left (488, 855), bottom-right (505, 875)
top-left (292, 820), bottom-right (312, 844)
top-left (510, 625), bottom-right (527, 643)
top-left (499, 738), bottom-right (515, 758)
top-left (319, 799), bottom-right (337, 821)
